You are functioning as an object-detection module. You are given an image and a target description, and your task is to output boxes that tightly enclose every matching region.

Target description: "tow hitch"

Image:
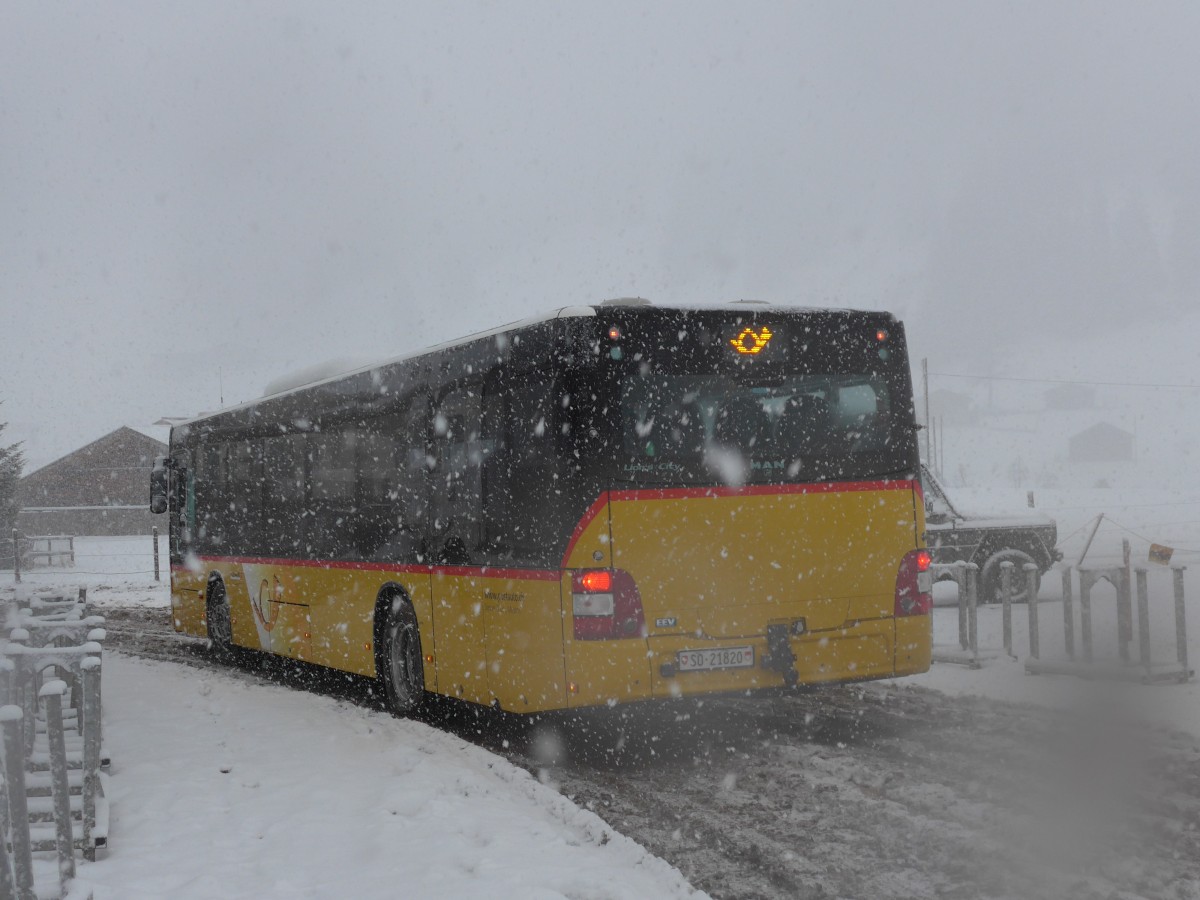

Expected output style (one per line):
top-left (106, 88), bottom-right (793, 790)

top-left (762, 624), bottom-right (799, 686)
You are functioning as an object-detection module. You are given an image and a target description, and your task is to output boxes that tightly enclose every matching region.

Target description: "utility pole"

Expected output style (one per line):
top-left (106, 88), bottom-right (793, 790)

top-left (922, 358), bottom-right (931, 464)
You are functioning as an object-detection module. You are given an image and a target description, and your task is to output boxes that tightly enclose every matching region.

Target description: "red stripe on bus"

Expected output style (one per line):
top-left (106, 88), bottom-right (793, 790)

top-left (559, 492), bottom-right (611, 568)
top-left (173, 556), bottom-right (560, 582)
top-left (429, 566), bottom-right (559, 582)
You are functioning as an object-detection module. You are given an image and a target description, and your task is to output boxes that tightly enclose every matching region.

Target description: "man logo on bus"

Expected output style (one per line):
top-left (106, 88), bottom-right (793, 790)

top-left (730, 326), bottom-right (773, 355)
top-left (253, 576), bottom-right (284, 632)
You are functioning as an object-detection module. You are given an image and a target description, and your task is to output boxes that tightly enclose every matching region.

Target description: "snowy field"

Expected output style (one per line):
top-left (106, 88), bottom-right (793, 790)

top-left (3, 513), bottom-right (1199, 897)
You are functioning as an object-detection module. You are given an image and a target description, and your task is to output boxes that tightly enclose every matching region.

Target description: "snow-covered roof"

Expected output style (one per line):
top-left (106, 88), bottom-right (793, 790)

top-left (20, 425), bottom-right (168, 478)
top-left (176, 306), bottom-right (598, 428)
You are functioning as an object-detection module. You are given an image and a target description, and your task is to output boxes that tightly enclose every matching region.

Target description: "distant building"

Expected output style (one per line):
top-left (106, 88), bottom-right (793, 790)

top-left (1045, 383), bottom-right (1096, 411)
top-left (16, 427), bottom-right (167, 536)
top-left (1068, 422), bottom-right (1134, 464)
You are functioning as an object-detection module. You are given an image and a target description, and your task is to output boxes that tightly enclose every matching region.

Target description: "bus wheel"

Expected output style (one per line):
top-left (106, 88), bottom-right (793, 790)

top-left (382, 599), bottom-right (425, 715)
top-left (207, 578), bottom-right (233, 658)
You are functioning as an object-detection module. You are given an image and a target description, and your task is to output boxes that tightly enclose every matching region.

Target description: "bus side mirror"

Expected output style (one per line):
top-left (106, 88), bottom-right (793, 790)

top-left (150, 456), bottom-right (170, 514)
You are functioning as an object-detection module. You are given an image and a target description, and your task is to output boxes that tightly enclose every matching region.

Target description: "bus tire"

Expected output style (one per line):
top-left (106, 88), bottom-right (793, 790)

top-left (380, 596), bottom-right (425, 716)
top-left (980, 549), bottom-right (1039, 604)
top-left (206, 577), bottom-right (234, 659)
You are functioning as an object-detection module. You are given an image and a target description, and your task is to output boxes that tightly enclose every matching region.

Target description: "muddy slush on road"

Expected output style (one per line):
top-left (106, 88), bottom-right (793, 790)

top-left (104, 606), bottom-right (1200, 900)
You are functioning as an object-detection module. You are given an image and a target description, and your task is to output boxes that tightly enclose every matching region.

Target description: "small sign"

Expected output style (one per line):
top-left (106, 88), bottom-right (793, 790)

top-left (1149, 543), bottom-right (1174, 566)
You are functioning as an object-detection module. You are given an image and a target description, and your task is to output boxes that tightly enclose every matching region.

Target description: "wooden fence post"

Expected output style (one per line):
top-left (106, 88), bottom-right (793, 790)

top-left (1, 705), bottom-right (36, 899)
top-left (40, 681), bottom-right (77, 890)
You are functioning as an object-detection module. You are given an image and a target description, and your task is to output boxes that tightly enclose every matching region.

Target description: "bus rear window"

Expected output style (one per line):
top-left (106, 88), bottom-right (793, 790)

top-left (619, 373), bottom-right (906, 484)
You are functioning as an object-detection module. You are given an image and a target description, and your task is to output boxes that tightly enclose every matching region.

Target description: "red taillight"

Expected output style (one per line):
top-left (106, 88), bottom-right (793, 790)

top-left (895, 549), bottom-right (933, 617)
top-left (571, 569), bottom-right (645, 641)
top-left (578, 570), bottom-right (612, 592)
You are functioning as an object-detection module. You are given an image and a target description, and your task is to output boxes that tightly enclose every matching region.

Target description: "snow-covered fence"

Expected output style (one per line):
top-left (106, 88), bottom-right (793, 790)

top-left (931, 562), bottom-right (1019, 668)
top-left (0, 530), bottom-right (74, 581)
top-left (1134, 567), bottom-right (1191, 683)
top-left (1, 533), bottom-right (78, 571)
top-left (3, 533), bottom-right (164, 583)
top-left (1026, 565), bottom-right (1192, 683)
top-left (20, 537), bottom-right (77, 569)
top-left (1, 703), bottom-right (35, 899)
top-left (0, 534), bottom-right (16, 578)
top-left (932, 560), bottom-right (1030, 668)
top-left (0, 590), bottom-right (105, 899)
top-left (930, 562), bottom-right (980, 667)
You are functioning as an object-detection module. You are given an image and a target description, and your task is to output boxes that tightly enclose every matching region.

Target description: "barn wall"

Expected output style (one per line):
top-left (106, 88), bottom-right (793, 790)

top-left (16, 427), bottom-right (166, 537)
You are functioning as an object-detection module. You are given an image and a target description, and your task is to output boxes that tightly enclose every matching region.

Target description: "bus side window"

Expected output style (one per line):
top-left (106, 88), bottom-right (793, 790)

top-left (357, 397), bottom-right (430, 562)
top-left (194, 442), bottom-right (228, 554)
top-left (431, 383), bottom-right (483, 563)
top-left (227, 441), bottom-right (264, 553)
top-left (262, 434), bottom-right (307, 556)
top-left (482, 374), bottom-right (557, 564)
top-left (308, 428), bottom-right (358, 559)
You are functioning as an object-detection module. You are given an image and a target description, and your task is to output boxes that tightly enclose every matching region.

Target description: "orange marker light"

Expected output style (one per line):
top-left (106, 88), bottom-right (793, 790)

top-left (730, 326), bottom-right (773, 355)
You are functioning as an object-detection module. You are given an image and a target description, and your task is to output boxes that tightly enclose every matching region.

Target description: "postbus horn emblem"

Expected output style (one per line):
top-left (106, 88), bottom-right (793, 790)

top-left (730, 326), bottom-right (773, 355)
top-left (253, 576), bottom-right (284, 632)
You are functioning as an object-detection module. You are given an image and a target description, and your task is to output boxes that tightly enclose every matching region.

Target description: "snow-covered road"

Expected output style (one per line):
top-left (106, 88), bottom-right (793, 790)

top-left (98, 606), bottom-right (1200, 900)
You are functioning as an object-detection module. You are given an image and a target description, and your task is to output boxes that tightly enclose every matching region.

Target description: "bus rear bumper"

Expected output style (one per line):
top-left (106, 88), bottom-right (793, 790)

top-left (644, 618), bottom-right (907, 700)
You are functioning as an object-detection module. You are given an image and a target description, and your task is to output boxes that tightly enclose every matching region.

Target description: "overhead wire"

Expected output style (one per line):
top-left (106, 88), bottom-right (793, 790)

top-left (929, 371), bottom-right (1200, 390)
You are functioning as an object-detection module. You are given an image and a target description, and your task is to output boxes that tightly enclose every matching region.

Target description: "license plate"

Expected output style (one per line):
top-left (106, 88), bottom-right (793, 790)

top-left (676, 646), bottom-right (755, 672)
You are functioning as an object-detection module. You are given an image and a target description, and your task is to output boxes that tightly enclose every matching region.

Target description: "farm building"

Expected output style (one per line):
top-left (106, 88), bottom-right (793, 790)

top-left (1067, 421), bottom-right (1135, 464)
top-left (16, 426), bottom-right (167, 536)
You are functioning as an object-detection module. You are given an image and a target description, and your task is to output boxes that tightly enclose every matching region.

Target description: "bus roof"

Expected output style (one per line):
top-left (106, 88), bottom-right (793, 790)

top-left (174, 302), bottom-right (897, 428)
top-left (175, 305), bottom-right (596, 428)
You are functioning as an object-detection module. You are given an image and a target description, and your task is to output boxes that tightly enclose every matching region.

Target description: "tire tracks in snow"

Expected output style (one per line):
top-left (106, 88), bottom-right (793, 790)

top-left (102, 606), bottom-right (1200, 900)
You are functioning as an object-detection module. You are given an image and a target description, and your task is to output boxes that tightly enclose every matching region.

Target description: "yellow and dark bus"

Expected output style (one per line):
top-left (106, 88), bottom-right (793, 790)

top-left (152, 301), bottom-right (931, 715)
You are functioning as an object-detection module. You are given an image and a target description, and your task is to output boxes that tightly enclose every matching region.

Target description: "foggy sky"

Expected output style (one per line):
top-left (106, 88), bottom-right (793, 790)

top-left (4, 1), bottom-right (1199, 468)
